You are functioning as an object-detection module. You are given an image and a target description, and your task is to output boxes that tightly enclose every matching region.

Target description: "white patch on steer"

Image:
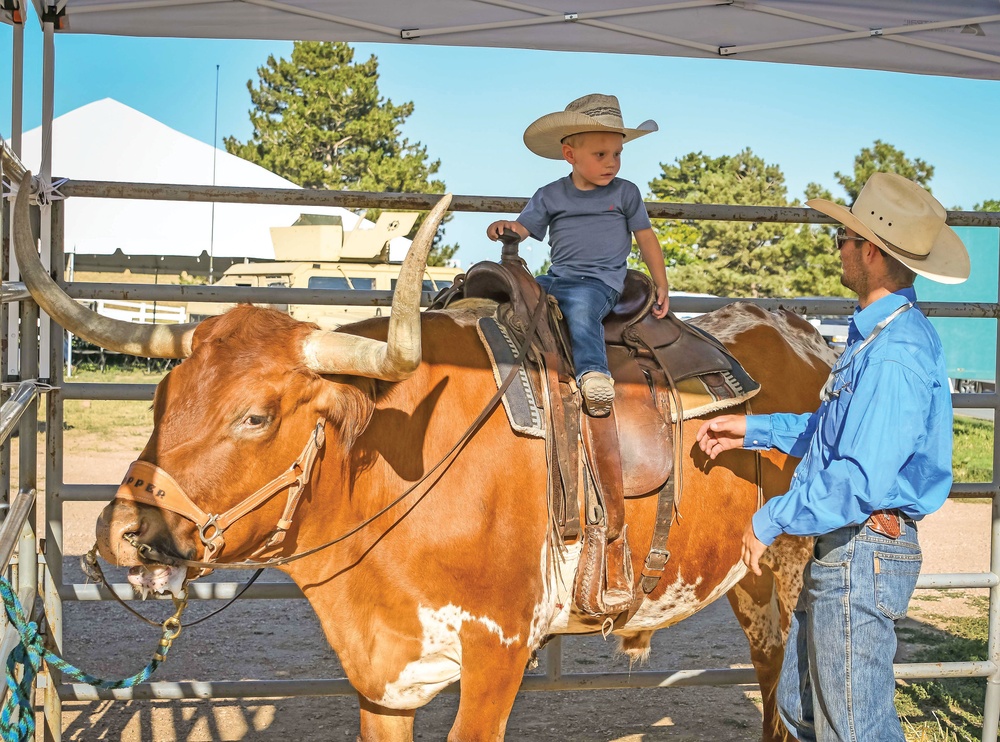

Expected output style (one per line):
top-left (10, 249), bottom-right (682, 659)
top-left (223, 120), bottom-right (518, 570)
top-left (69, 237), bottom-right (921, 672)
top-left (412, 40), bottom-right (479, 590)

top-left (624, 560), bottom-right (748, 631)
top-left (127, 564), bottom-right (186, 600)
top-left (377, 603), bottom-right (520, 708)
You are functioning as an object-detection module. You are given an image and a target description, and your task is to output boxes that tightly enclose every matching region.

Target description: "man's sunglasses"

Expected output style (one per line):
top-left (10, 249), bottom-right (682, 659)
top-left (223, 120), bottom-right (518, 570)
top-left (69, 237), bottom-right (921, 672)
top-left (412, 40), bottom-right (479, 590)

top-left (835, 227), bottom-right (868, 249)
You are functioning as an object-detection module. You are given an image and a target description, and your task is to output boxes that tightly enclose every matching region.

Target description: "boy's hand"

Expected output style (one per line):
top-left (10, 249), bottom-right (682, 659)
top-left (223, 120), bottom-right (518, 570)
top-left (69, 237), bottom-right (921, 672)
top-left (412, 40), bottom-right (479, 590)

top-left (634, 229), bottom-right (670, 318)
top-left (487, 220), bottom-right (528, 241)
top-left (652, 285), bottom-right (669, 318)
top-left (695, 414), bottom-right (747, 459)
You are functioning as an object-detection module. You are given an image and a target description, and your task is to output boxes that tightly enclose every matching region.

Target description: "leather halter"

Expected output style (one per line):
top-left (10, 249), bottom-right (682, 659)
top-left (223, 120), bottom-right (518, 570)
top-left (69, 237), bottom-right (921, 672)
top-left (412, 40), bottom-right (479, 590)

top-left (114, 419), bottom-right (326, 574)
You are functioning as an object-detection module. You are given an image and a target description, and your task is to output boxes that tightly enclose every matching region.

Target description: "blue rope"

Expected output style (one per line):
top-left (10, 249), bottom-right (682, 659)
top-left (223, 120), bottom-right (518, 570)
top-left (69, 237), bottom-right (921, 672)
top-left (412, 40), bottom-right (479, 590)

top-left (0, 577), bottom-right (181, 742)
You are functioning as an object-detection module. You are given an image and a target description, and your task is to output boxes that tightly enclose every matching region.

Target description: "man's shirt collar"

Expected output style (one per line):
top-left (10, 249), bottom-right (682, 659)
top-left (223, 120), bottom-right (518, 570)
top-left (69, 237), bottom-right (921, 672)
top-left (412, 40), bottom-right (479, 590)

top-left (848, 286), bottom-right (917, 342)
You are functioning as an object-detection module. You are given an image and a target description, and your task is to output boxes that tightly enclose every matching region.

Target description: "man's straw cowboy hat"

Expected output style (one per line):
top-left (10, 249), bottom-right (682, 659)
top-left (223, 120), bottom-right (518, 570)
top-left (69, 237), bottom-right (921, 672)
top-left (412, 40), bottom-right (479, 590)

top-left (523, 93), bottom-right (657, 160)
top-left (807, 172), bottom-right (970, 284)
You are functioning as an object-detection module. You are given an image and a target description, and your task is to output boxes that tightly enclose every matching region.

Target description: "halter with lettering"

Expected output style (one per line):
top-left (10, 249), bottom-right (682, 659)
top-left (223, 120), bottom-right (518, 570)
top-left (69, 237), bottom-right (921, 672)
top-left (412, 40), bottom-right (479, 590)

top-left (114, 419), bottom-right (326, 575)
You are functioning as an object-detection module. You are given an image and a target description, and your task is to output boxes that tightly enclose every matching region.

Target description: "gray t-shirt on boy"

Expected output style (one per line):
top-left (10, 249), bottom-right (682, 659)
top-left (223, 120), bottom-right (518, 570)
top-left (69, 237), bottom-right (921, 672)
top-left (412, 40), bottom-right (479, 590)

top-left (517, 175), bottom-right (652, 293)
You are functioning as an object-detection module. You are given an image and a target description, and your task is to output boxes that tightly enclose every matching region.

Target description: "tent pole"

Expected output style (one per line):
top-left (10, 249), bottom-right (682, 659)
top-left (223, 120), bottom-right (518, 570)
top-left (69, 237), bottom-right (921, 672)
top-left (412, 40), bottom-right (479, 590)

top-left (40, 18), bottom-right (62, 742)
top-left (7, 19), bottom-right (25, 383)
top-left (39, 20), bottom-right (54, 383)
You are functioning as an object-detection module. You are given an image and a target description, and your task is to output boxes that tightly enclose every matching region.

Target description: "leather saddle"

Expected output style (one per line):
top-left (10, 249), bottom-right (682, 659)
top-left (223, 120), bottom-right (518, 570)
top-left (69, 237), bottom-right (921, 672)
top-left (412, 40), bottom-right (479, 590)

top-left (430, 248), bottom-right (753, 622)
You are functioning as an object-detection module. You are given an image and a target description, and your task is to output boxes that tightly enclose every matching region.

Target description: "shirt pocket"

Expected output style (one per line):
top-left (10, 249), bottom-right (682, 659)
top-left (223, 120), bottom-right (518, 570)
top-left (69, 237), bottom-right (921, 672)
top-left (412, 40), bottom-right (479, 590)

top-left (819, 380), bottom-right (853, 447)
top-left (874, 551), bottom-right (922, 620)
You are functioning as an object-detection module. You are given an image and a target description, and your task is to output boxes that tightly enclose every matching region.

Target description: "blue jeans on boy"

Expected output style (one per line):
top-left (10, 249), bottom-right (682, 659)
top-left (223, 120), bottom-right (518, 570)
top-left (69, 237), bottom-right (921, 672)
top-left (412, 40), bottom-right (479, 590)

top-left (777, 518), bottom-right (922, 742)
top-left (536, 274), bottom-right (620, 380)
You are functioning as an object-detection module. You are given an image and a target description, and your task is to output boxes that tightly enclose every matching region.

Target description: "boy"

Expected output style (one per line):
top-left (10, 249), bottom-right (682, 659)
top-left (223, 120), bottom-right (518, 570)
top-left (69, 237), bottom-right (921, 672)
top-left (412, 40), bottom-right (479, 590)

top-left (487, 93), bottom-right (670, 417)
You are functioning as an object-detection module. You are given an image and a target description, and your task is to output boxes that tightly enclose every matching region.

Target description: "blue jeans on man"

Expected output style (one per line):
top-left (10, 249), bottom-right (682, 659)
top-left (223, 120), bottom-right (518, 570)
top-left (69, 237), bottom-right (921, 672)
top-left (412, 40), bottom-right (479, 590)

top-left (778, 518), bottom-right (922, 742)
top-left (535, 274), bottom-right (620, 380)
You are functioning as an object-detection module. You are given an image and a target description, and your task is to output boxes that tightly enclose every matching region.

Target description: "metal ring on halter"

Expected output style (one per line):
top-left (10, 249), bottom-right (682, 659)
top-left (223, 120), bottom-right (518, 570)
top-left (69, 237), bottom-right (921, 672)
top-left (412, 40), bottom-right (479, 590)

top-left (199, 516), bottom-right (222, 546)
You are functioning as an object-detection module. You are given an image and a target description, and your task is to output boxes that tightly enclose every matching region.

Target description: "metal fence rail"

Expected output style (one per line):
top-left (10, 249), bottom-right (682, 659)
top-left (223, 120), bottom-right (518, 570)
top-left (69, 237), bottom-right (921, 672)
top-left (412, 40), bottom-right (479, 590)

top-left (3, 177), bottom-right (998, 740)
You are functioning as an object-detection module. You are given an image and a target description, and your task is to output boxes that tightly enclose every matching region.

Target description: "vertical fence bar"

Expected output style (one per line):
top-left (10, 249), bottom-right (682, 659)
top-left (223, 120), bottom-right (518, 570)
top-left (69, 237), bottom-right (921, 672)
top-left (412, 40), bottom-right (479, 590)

top-left (1, 190), bottom-right (11, 511)
top-left (6, 13), bottom-right (24, 384)
top-left (43, 199), bottom-right (65, 741)
top-left (546, 635), bottom-right (563, 683)
top-left (980, 258), bottom-right (1000, 741)
top-left (16, 252), bottom-right (39, 739)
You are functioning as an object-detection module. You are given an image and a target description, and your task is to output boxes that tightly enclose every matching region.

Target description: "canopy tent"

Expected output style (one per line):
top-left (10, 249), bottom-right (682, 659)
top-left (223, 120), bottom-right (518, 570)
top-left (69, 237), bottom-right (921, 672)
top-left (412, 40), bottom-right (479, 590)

top-left (6, 0), bottom-right (1000, 81)
top-left (17, 98), bottom-right (414, 272)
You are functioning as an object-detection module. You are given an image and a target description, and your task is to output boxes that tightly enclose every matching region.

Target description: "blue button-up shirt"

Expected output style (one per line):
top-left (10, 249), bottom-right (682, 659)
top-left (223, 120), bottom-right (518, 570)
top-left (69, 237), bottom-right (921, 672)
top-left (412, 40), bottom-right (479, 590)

top-left (746, 287), bottom-right (954, 546)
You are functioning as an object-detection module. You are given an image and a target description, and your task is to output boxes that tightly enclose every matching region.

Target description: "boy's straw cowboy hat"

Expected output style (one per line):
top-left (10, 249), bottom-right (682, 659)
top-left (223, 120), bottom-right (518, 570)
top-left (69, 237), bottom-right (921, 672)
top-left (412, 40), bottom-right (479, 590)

top-left (523, 93), bottom-right (657, 160)
top-left (807, 172), bottom-right (970, 284)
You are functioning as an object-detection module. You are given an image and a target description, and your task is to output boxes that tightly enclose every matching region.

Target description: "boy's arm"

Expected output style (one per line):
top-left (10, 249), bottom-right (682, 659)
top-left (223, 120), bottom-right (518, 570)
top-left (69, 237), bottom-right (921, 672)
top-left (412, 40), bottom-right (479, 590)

top-left (635, 228), bottom-right (669, 318)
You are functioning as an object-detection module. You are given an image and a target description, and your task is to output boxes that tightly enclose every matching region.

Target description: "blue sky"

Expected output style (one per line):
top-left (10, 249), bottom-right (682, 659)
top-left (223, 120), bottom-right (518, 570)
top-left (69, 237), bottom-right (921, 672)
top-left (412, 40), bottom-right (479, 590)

top-left (2, 25), bottom-right (999, 273)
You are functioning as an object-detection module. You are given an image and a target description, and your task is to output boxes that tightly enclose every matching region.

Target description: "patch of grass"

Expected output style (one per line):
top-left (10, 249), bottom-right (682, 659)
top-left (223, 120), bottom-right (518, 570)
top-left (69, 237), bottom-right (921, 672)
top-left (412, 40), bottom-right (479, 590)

top-left (897, 597), bottom-right (989, 741)
top-left (952, 417), bottom-right (993, 486)
top-left (59, 368), bottom-right (165, 441)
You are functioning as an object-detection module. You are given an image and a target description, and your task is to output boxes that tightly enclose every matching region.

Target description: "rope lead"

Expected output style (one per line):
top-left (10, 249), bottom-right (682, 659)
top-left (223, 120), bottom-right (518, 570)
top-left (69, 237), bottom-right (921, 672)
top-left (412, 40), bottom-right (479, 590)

top-left (0, 577), bottom-right (185, 742)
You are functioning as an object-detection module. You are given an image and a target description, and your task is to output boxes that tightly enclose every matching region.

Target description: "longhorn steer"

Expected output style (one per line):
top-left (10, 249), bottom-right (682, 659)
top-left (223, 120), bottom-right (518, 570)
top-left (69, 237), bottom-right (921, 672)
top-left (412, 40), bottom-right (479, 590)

top-left (14, 176), bottom-right (833, 741)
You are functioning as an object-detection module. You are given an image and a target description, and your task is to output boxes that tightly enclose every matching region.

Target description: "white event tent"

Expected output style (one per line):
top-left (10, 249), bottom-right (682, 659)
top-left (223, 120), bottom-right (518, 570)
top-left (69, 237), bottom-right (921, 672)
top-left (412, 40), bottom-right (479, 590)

top-left (18, 98), bottom-right (413, 272)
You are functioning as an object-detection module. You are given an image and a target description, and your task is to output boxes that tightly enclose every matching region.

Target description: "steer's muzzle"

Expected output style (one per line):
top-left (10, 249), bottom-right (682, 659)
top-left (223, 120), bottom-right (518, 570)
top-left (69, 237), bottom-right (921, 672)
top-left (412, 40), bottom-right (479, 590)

top-left (97, 495), bottom-right (198, 563)
top-left (95, 498), bottom-right (197, 598)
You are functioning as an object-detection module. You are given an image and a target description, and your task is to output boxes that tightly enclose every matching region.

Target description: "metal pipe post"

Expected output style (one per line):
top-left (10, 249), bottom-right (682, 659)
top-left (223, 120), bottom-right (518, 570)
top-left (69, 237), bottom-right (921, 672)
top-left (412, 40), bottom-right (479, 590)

top-left (1, 192), bottom-right (11, 514)
top-left (43, 201), bottom-right (66, 742)
top-left (980, 262), bottom-right (1000, 741)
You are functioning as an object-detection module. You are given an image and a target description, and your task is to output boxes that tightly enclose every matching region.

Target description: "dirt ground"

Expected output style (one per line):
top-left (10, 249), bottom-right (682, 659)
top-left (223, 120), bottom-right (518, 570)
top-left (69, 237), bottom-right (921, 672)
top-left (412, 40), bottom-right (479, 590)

top-left (32, 436), bottom-right (994, 741)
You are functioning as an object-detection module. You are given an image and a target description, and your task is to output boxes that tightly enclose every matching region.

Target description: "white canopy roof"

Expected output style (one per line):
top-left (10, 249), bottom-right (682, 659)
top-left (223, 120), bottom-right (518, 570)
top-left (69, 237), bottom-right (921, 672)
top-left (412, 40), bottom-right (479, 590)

top-left (15, 0), bottom-right (1000, 80)
top-left (19, 98), bottom-right (412, 261)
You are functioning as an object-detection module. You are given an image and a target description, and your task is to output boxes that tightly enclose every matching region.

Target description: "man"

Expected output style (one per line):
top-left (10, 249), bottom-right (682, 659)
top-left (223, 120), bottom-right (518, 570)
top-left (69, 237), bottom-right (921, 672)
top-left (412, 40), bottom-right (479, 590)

top-left (695, 172), bottom-right (969, 742)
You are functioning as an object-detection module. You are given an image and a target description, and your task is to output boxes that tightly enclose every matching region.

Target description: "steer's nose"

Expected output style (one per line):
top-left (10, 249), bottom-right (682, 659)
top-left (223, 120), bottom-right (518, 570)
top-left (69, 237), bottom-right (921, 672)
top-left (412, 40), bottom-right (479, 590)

top-left (95, 500), bottom-right (145, 566)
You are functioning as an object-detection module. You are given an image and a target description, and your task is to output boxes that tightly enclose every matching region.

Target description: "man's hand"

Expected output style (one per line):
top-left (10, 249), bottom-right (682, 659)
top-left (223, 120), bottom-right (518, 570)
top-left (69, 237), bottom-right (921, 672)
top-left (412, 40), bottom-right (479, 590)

top-left (486, 220), bottom-right (528, 241)
top-left (695, 414), bottom-right (747, 459)
top-left (741, 520), bottom-right (767, 577)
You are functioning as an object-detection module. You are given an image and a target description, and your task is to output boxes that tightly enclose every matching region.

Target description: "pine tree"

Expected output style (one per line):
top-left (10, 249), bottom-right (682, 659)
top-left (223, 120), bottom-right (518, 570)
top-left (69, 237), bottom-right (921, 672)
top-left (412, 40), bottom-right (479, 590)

top-left (645, 148), bottom-right (847, 298)
top-left (835, 140), bottom-right (934, 202)
top-left (226, 42), bottom-right (457, 265)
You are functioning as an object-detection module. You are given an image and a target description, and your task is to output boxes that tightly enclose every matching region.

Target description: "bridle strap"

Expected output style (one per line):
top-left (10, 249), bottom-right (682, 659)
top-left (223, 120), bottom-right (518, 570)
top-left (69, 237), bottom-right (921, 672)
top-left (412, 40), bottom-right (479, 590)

top-left (130, 295), bottom-right (548, 573)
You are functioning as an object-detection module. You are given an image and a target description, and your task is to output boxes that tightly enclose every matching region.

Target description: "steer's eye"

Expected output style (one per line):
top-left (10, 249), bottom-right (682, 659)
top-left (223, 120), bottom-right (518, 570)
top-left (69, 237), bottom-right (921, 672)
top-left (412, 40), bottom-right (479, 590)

top-left (243, 414), bottom-right (268, 428)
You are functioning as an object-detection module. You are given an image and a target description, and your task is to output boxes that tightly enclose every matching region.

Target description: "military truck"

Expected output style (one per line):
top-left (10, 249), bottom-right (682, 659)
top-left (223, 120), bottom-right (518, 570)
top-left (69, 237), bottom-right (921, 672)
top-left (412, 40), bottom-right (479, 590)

top-left (188, 211), bottom-right (461, 330)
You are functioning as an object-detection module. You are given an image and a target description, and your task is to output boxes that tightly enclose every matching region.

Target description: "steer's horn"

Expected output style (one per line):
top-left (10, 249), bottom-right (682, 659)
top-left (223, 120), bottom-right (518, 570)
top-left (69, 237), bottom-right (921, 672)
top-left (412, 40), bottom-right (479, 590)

top-left (13, 173), bottom-right (197, 359)
top-left (302, 194), bottom-right (452, 381)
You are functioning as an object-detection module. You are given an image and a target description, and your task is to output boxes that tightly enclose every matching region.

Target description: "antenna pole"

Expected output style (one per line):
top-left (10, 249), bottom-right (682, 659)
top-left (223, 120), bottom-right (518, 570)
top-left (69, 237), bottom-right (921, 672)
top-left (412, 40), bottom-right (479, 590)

top-left (209, 64), bottom-right (220, 284)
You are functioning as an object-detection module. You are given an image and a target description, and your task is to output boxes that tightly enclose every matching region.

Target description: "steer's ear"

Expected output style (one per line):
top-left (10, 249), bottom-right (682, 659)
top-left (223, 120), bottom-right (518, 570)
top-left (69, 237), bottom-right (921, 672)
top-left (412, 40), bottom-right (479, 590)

top-left (315, 378), bottom-right (376, 449)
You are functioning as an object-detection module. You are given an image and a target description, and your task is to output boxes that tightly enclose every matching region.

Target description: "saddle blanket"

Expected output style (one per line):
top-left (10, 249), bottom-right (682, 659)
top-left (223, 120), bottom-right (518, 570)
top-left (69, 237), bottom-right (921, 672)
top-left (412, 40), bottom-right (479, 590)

top-left (477, 316), bottom-right (546, 437)
top-left (476, 316), bottom-right (758, 435)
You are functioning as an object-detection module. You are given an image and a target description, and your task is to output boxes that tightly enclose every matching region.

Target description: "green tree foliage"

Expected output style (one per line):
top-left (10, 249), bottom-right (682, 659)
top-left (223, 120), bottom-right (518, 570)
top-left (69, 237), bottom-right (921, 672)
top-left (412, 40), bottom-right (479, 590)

top-left (226, 41), bottom-right (457, 265)
top-left (974, 199), bottom-right (1000, 212)
top-left (835, 140), bottom-right (934, 202)
top-left (644, 148), bottom-right (848, 298)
